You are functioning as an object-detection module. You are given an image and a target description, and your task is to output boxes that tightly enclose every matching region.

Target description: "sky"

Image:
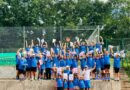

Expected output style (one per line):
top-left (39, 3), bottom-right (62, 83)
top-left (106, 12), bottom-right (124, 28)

top-left (91, 0), bottom-right (109, 3)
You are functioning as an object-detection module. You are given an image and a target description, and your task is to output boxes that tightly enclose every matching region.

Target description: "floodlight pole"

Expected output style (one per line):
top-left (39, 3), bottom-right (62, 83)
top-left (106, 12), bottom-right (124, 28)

top-left (23, 26), bottom-right (26, 49)
top-left (98, 25), bottom-right (100, 43)
top-left (60, 26), bottom-right (62, 42)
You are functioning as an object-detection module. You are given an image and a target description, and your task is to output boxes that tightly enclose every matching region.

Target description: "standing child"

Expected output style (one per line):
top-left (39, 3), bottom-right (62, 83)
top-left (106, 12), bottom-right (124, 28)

top-left (30, 54), bottom-right (38, 80)
top-left (68, 74), bottom-right (74, 90)
top-left (63, 79), bottom-right (68, 90)
top-left (83, 65), bottom-right (96, 90)
top-left (104, 51), bottom-right (111, 81)
top-left (78, 76), bottom-right (85, 90)
top-left (95, 54), bottom-right (101, 80)
top-left (56, 75), bottom-right (64, 90)
top-left (73, 74), bottom-right (79, 90)
top-left (113, 53), bottom-right (121, 81)
top-left (18, 55), bottom-right (27, 80)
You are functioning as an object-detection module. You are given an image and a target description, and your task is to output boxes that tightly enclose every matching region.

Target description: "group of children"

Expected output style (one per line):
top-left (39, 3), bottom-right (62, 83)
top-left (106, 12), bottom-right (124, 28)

top-left (16, 38), bottom-right (121, 90)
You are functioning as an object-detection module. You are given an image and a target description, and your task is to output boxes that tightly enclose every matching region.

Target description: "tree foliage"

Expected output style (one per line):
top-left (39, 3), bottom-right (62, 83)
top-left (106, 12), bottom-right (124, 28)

top-left (0, 0), bottom-right (129, 38)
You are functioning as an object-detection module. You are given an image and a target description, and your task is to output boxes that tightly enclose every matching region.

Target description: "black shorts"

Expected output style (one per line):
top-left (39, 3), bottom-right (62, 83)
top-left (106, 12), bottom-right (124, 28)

top-left (26, 67), bottom-right (31, 71)
top-left (31, 67), bottom-right (37, 72)
top-left (19, 69), bottom-right (26, 74)
top-left (104, 64), bottom-right (110, 69)
top-left (114, 67), bottom-right (120, 73)
top-left (16, 64), bottom-right (19, 70)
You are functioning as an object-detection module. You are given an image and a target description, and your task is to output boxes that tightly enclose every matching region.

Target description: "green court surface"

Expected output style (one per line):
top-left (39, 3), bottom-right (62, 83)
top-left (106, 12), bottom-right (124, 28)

top-left (0, 53), bottom-right (16, 66)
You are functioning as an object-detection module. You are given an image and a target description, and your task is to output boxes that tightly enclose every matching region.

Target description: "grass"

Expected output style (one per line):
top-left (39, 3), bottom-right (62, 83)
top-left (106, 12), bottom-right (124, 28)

top-left (122, 51), bottom-right (130, 78)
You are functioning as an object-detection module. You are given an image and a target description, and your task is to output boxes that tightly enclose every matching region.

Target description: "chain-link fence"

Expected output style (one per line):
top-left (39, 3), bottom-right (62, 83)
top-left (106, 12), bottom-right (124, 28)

top-left (0, 26), bottom-right (97, 66)
top-left (0, 26), bottom-right (98, 53)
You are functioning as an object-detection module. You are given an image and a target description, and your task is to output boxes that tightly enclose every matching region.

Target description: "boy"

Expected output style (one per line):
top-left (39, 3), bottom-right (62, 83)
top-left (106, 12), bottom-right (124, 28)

top-left (56, 74), bottom-right (64, 90)
top-left (104, 51), bottom-right (110, 80)
top-left (83, 65), bottom-right (96, 90)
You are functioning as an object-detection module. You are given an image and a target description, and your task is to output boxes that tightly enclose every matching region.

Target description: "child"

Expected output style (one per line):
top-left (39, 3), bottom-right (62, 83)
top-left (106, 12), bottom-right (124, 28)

top-left (68, 80), bottom-right (74, 90)
top-left (18, 55), bottom-right (27, 80)
top-left (73, 74), bottom-right (79, 90)
top-left (100, 54), bottom-right (105, 80)
top-left (83, 65), bottom-right (96, 90)
top-left (104, 51), bottom-right (110, 81)
top-left (113, 53), bottom-right (121, 81)
top-left (26, 54), bottom-right (32, 80)
top-left (56, 74), bottom-right (64, 90)
top-left (95, 54), bottom-right (101, 80)
top-left (63, 79), bottom-right (68, 90)
top-left (45, 56), bottom-right (52, 79)
top-left (78, 76), bottom-right (85, 90)
top-left (30, 54), bottom-right (37, 80)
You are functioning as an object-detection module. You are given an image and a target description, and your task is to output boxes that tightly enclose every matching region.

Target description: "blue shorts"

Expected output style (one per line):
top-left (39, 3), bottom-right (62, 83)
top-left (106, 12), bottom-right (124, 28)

top-left (84, 80), bottom-right (91, 88)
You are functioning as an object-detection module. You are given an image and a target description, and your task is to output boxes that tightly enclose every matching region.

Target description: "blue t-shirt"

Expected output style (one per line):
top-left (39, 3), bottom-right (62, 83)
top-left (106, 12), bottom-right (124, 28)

top-left (104, 54), bottom-right (110, 65)
top-left (33, 46), bottom-right (40, 54)
top-left (72, 59), bottom-right (78, 68)
top-left (45, 58), bottom-right (52, 68)
top-left (66, 59), bottom-right (72, 67)
top-left (64, 70), bottom-right (70, 75)
top-left (26, 56), bottom-right (31, 68)
top-left (54, 46), bottom-right (60, 55)
top-left (31, 57), bottom-right (37, 67)
top-left (69, 81), bottom-right (74, 88)
top-left (56, 78), bottom-right (63, 87)
top-left (41, 47), bottom-right (46, 53)
top-left (26, 47), bottom-right (30, 52)
top-left (73, 78), bottom-right (79, 86)
top-left (87, 57), bottom-right (93, 68)
top-left (53, 57), bottom-right (60, 67)
top-left (80, 58), bottom-right (87, 68)
top-left (96, 43), bottom-right (101, 50)
top-left (80, 45), bottom-right (87, 53)
top-left (16, 55), bottom-right (19, 65)
top-left (64, 81), bottom-right (68, 88)
top-left (95, 58), bottom-right (101, 69)
top-left (88, 45), bottom-right (94, 51)
top-left (18, 58), bottom-right (27, 70)
top-left (59, 59), bottom-right (66, 67)
top-left (114, 57), bottom-right (121, 68)
top-left (75, 47), bottom-right (79, 55)
top-left (78, 80), bottom-right (85, 88)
